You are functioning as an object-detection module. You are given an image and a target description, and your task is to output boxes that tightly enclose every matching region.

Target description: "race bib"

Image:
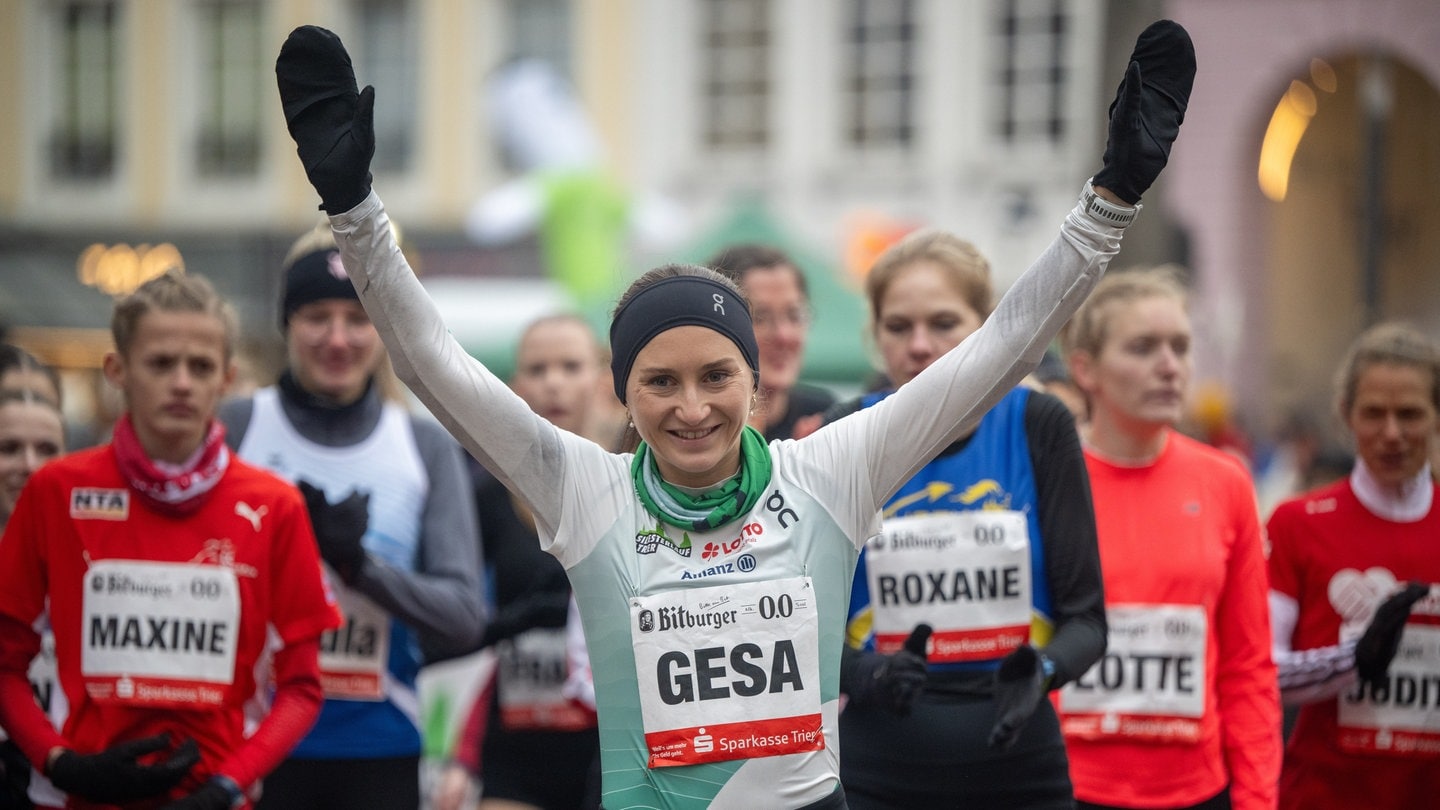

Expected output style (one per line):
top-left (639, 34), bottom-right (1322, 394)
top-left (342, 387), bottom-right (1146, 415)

top-left (1060, 604), bottom-right (1207, 743)
top-left (318, 580), bottom-right (391, 700)
top-left (630, 577), bottom-right (823, 768)
top-left (29, 624), bottom-right (66, 727)
top-left (866, 511), bottom-right (1031, 662)
top-left (81, 560), bottom-right (240, 707)
top-left (497, 627), bottom-right (594, 731)
top-left (1338, 593), bottom-right (1440, 757)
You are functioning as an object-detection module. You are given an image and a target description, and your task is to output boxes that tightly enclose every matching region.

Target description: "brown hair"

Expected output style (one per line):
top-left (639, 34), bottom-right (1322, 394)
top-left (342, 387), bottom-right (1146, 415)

top-left (707, 244), bottom-right (809, 300)
top-left (1060, 265), bottom-right (1188, 359)
top-left (1333, 322), bottom-right (1440, 419)
top-left (0, 344), bottom-right (63, 408)
top-left (518, 313), bottom-right (602, 357)
top-left (111, 270), bottom-right (238, 361)
top-left (864, 229), bottom-right (994, 326)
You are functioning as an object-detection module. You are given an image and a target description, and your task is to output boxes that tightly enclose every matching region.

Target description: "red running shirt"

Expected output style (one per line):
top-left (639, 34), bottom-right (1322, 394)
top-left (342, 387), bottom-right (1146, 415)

top-left (1267, 476), bottom-right (1440, 809)
top-left (0, 444), bottom-right (340, 806)
top-left (1056, 432), bottom-right (1280, 810)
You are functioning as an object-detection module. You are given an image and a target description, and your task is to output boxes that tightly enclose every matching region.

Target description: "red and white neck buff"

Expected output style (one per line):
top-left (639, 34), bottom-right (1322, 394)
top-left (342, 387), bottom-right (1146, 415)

top-left (112, 414), bottom-right (231, 516)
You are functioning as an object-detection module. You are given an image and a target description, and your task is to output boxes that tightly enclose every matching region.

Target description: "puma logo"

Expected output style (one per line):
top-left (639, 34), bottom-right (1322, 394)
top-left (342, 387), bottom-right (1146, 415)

top-left (236, 501), bottom-right (268, 532)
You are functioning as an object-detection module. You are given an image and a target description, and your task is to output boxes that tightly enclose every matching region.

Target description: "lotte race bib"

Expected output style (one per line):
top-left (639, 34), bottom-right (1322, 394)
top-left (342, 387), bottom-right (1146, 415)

top-left (1060, 603), bottom-right (1207, 743)
top-left (630, 577), bottom-right (823, 768)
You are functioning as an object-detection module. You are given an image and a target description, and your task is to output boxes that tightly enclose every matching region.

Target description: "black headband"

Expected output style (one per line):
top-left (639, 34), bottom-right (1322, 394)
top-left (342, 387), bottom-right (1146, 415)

top-left (609, 275), bottom-right (760, 404)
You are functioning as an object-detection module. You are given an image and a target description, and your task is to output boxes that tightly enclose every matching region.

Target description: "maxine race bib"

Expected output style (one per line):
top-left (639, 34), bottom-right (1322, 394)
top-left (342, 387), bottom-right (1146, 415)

top-left (81, 559), bottom-right (240, 708)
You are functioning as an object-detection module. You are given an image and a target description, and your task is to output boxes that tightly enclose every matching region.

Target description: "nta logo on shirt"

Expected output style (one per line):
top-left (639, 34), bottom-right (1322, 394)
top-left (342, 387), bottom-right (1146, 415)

top-left (71, 488), bottom-right (129, 520)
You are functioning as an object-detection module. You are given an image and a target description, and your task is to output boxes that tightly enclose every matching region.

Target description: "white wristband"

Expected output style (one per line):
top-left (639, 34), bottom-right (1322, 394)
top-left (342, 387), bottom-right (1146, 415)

top-left (1080, 183), bottom-right (1139, 228)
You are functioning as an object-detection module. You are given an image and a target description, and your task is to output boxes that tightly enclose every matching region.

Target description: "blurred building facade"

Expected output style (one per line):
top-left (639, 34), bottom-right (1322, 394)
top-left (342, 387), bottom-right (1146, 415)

top-left (0, 0), bottom-right (1435, 445)
top-left (1169, 0), bottom-right (1440, 439)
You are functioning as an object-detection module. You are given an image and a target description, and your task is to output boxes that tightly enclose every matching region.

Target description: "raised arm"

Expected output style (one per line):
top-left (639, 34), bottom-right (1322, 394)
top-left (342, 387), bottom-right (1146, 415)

top-left (275, 26), bottom-right (594, 530)
top-left (807, 21), bottom-right (1195, 512)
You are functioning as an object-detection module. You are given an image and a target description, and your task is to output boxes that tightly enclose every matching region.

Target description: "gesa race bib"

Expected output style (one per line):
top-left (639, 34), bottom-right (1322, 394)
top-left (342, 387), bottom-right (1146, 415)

top-left (865, 510), bottom-right (1031, 662)
top-left (1338, 589), bottom-right (1440, 757)
top-left (1060, 603), bottom-right (1207, 743)
top-left (81, 559), bottom-right (240, 708)
top-left (630, 577), bottom-right (823, 768)
top-left (318, 575), bottom-right (392, 701)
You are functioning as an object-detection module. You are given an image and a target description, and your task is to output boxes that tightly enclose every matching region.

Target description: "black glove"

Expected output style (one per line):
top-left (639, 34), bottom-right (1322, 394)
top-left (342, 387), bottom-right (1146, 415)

top-left (297, 479), bottom-right (370, 584)
top-left (1355, 582), bottom-right (1431, 687)
top-left (479, 591), bottom-right (573, 649)
top-left (842, 624), bottom-right (931, 717)
top-left (1090, 20), bottom-right (1196, 204)
top-left (46, 735), bottom-right (200, 804)
top-left (988, 645), bottom-right (1053, 750)
top-left (276, 26), bottom-right (375, 213)
top-left (159, 778), bottom-right (243, 810)
top-left (0, 740), bottom-right (32, 810)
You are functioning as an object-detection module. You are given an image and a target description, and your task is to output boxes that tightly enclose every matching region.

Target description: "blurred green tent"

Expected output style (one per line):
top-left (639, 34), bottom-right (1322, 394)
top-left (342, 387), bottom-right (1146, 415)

top-left (677, 196), bottom-right (872, 388)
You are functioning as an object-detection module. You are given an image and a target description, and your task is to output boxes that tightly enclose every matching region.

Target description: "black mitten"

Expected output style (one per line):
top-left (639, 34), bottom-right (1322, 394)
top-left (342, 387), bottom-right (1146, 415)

top-left (841, 624), bottom-right (932, 717)
top-left (159, 778), bottom-right (244, 810)
top-left (276, 26), bottom-right (375, 213)
top-left (988, 645), bottom-right (1053, 750)
top-left (1355, 582), bottom-right (1430, 687)
top-left (1090, 20), bottom-right (1196, 204)
top-left (478, 591), bottom-right (573, 648)
top-left (47, 735), bottom-right (199, 804)
top-left (297, 479), bottom-right (371, 584)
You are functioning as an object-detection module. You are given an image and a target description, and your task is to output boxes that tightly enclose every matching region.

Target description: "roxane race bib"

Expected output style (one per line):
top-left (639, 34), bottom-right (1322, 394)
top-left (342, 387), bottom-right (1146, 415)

top-left (866, 510), bottom-right (1031, 662)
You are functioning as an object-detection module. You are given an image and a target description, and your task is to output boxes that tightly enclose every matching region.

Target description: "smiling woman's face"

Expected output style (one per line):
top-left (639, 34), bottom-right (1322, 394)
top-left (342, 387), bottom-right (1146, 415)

top-left (627, 326), bottom-right (753, 488)
top-left (1345, 361), bottom-right (1438, 488)
top-left (0, 397), bottom-right (65, 525)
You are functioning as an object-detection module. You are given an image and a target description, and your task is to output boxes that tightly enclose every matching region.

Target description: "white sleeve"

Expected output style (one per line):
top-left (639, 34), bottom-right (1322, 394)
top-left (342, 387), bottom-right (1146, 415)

top-left (328, 192), bottom-right (600, 537)
top-left (798, 192), bottom-right (1126, 539)
top-left (1270, 589), bottom-right (1359, 706)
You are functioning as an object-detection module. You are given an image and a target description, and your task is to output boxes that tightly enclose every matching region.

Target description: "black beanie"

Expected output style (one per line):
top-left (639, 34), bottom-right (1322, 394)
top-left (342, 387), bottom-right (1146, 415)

top-left (280, 249), bottom-right (358, 329)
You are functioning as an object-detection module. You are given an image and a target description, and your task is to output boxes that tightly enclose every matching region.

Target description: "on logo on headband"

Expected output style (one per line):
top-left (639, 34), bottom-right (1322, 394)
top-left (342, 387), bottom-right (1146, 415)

top-left (608, 272), bottom-right (760, 404)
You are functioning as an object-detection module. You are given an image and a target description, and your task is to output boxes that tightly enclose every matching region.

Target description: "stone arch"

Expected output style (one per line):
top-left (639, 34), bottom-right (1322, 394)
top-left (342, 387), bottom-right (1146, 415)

top-left (1261, 52), bottom-right (1440, 430)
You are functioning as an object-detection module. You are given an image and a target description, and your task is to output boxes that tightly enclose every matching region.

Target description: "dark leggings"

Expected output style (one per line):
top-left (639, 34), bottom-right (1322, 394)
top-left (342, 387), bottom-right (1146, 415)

top-left (1077, 786), bottom-right (1231, 810)
top-left (481, 724), bottom-right (600, 810)
top-left (256, 754), bottom-right (420, 810)
top-left (842, 692), bottom-right (1073, 809)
